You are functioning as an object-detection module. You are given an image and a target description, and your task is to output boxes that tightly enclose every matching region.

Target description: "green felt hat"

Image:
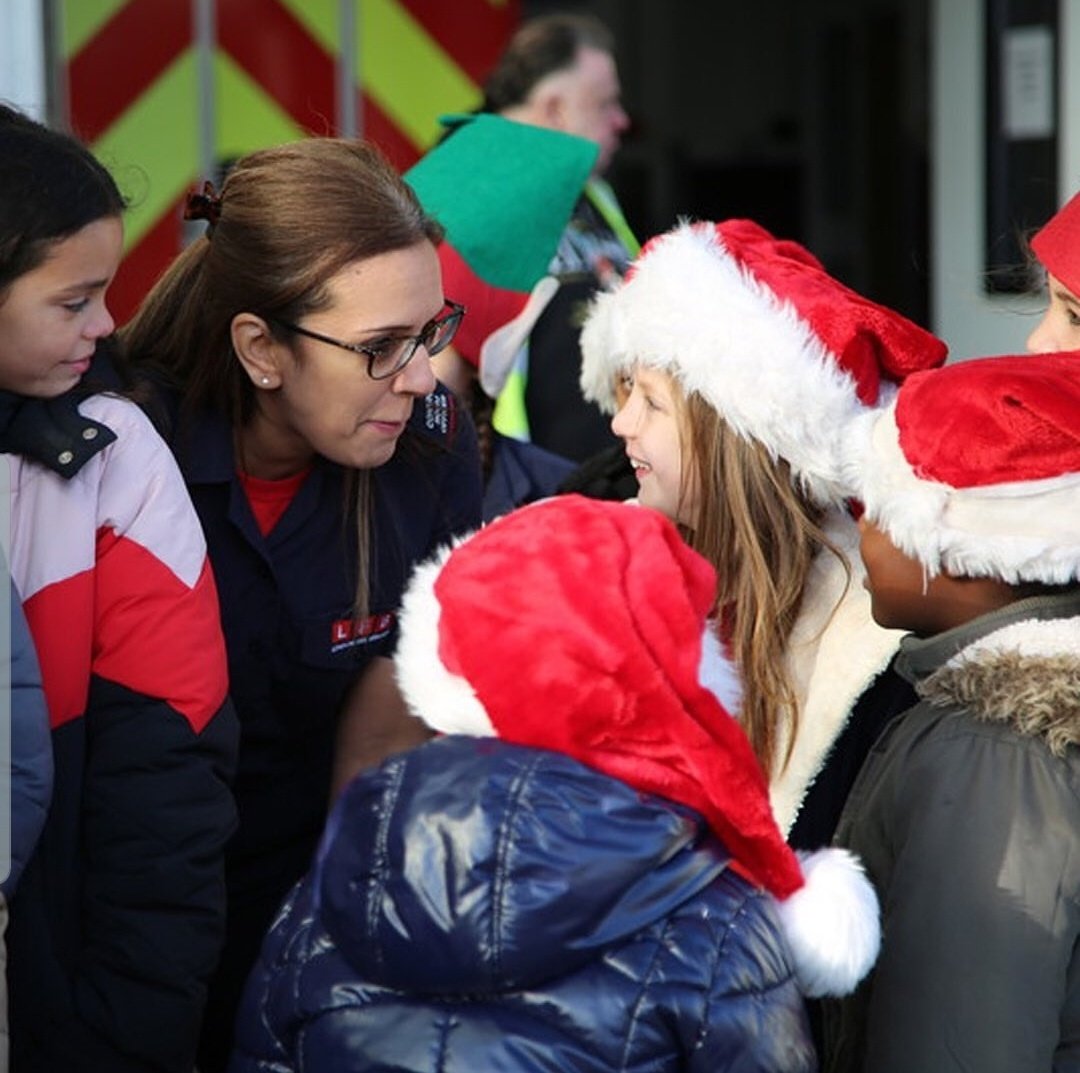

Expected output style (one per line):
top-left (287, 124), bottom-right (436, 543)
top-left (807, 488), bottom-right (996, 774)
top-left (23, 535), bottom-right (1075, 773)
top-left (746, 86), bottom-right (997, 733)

top-left (404, 113), bottom-right (598, 293)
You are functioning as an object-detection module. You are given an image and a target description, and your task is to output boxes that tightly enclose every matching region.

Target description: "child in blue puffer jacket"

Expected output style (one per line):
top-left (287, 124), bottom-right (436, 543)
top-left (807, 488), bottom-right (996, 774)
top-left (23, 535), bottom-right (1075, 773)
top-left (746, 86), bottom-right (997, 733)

top-left (230, 495), bottom-right (881, 1073)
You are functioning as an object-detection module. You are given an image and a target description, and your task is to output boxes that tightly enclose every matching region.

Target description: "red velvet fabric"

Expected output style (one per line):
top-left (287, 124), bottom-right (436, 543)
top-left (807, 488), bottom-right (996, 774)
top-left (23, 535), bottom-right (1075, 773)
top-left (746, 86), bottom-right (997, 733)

top-left (714, 219), bottom-right (948, 399)
top-left (895, 351), bottom-right (1080, 487)
top-left (1032, 191), bottom-right (1080, 298)
top-left (630, 220), bottom-right (947, 403)
top-left (433, 495), bottom-right (805, 899)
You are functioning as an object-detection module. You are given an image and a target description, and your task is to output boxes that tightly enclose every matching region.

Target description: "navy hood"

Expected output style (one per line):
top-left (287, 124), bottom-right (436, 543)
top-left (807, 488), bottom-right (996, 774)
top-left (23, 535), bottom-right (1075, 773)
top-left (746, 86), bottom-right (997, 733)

top-left (315, 735), bottom-right (731, 994)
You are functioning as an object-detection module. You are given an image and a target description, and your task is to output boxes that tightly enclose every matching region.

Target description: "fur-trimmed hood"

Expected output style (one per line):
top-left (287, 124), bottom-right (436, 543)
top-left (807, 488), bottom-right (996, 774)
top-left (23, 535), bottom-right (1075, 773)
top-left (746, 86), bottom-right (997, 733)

top-left (920, 616), bottom-right (1080, 757)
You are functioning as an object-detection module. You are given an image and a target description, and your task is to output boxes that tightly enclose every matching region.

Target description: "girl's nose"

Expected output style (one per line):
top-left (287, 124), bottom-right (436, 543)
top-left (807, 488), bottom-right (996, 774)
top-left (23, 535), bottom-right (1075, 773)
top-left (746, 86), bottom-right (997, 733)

top-left (611, 399), bottom-right (634, 437)
top-left (87, 301), bottom-right (115, 340)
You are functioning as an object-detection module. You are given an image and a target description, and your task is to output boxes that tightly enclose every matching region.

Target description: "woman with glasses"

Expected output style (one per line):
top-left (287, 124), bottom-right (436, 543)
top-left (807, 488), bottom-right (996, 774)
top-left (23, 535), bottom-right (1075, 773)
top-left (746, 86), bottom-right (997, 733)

top-left (122, 137), bottom-right (483, 1072)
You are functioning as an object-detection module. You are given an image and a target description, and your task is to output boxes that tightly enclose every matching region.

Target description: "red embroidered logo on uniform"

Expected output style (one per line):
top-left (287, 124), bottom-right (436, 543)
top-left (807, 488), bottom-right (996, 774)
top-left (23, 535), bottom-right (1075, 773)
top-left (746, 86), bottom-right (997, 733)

top-left (330, 613), bottom-right (395, 652)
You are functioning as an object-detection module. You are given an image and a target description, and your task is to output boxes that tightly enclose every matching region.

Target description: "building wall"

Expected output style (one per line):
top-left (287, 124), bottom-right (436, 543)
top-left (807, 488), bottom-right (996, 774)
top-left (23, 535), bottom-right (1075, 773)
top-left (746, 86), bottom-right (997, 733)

top-left (0, 0), bottom-right (46, 119)
top-left (932, 0), bottom-right (1078, 358)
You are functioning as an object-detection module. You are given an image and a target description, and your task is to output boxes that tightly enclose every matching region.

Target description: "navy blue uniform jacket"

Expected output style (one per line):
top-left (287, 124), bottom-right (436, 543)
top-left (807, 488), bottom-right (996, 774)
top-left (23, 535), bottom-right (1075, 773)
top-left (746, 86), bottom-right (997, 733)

top-left (177, 386), bottom-right (481, 903)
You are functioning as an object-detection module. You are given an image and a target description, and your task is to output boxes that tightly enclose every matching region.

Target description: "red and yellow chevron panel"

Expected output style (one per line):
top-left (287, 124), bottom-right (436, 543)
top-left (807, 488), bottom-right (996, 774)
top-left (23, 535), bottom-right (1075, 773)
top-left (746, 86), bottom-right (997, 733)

top-left (59, 0), bottom-right (520, 324)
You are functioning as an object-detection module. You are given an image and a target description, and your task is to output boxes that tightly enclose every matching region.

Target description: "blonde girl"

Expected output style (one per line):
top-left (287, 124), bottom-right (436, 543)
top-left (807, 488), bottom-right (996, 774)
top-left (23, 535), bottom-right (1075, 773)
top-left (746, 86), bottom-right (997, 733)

top-left (581, 218), bottom-right (946, 846)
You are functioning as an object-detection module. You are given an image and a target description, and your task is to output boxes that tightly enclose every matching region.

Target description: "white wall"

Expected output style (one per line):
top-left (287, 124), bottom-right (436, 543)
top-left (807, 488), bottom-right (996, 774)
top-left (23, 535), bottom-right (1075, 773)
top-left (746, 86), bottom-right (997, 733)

top-left (0, 0), bottom-right (46, 119)
top-left (932, 0), bottom-right (1079, 359)
top-left (1061, 2), bottom-right (1080, 195)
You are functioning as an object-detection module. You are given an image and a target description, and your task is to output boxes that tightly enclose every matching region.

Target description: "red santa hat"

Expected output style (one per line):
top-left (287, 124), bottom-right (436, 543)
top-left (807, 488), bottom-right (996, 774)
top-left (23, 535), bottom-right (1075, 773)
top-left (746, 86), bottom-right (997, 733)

top-left (394, 494), bottom-right (881, 997)
top-left (1031, 190), bottom-right (1080, 297)
top-left (846, 350), bottom-right (1080, 582)
top-left (580, 219), bottom-right (947, 506)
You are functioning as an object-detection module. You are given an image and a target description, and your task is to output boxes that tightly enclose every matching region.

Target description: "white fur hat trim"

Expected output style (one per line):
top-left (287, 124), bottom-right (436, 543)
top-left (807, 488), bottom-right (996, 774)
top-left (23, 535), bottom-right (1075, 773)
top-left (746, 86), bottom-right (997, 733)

top-left (849, 403), bottom-right (1080, 584)
top-left (394, 541), bottom-right (496, 738)
top-left (579, 222), bottom-right (882, 506)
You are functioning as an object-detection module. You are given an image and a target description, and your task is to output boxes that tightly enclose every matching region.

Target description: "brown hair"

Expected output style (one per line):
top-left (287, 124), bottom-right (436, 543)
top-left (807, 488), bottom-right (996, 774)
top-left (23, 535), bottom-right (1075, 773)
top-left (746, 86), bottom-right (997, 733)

top-left (481, 13), bottom-right (615, 113)
top-left (122, 137), bottom-right (444, 617)
top-left (123, 138), bottom-right (442, 426)
top-left (466, 380), bottom-right (497, 485)
top-left (679, 391), bottom-right (846, 780)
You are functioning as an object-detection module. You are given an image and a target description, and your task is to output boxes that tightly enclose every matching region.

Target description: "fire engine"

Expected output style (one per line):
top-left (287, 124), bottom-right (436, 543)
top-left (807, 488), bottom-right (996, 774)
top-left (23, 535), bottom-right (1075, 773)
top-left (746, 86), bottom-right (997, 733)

top-left (2, 0), bottom-right (519, 322)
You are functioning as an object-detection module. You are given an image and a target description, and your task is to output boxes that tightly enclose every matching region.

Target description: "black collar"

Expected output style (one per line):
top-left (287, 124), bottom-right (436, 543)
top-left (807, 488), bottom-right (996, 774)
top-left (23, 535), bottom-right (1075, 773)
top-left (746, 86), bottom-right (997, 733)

top-left (0, 388), bottom-right (116, 478)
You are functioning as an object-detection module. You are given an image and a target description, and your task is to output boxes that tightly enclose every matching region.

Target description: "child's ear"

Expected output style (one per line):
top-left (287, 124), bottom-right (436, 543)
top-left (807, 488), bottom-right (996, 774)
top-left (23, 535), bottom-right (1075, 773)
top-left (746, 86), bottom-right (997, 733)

top-left (231, 312), bottom-right (283, 389)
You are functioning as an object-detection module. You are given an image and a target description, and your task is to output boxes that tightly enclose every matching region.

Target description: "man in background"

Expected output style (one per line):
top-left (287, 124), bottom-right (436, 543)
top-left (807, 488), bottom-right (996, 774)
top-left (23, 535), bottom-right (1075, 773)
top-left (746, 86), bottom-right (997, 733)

top-left (481, 13), bottom-right (638, 464)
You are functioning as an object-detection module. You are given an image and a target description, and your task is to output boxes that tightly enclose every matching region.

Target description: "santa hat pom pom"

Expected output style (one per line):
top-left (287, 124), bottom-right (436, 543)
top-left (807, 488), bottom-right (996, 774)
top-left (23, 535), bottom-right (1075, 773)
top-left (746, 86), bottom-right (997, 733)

top-left (777, 848), bottom-right (881, 997)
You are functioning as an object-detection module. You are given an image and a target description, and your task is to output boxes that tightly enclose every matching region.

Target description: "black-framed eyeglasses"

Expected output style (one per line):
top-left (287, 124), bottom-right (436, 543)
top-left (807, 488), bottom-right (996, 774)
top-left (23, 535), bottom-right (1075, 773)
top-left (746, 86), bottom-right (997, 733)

top-left (274, 299), bottom-right (465, 380)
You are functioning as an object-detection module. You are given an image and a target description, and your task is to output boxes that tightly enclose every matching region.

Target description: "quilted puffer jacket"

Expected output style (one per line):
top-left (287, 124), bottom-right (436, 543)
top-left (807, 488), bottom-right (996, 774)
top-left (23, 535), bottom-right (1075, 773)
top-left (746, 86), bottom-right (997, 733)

top-left (230, 735), bottom-right (816, 1072)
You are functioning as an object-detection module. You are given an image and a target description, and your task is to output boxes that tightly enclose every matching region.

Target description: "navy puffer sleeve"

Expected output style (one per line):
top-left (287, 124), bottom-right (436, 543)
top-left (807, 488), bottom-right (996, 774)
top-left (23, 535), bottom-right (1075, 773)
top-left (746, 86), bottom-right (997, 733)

top-left (5, 578), bottom-right (52, 897)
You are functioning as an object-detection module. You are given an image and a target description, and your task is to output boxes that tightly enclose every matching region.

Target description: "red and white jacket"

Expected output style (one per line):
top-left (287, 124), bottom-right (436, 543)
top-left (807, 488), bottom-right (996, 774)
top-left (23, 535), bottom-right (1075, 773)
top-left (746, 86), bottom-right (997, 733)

top-left (5, 392), bottom-right (238, 1073)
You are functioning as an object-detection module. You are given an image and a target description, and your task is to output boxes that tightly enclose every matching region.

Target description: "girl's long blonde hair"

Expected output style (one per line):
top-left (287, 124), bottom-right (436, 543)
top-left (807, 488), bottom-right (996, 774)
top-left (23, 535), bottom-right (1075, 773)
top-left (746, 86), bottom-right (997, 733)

top-left (678, 390), bottom-right (846, 780)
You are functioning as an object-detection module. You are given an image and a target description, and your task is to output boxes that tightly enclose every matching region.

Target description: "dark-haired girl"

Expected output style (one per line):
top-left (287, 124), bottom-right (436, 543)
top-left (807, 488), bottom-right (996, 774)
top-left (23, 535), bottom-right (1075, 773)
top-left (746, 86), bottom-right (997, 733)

top-left (0, 104), bottom-right (238, 1072)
